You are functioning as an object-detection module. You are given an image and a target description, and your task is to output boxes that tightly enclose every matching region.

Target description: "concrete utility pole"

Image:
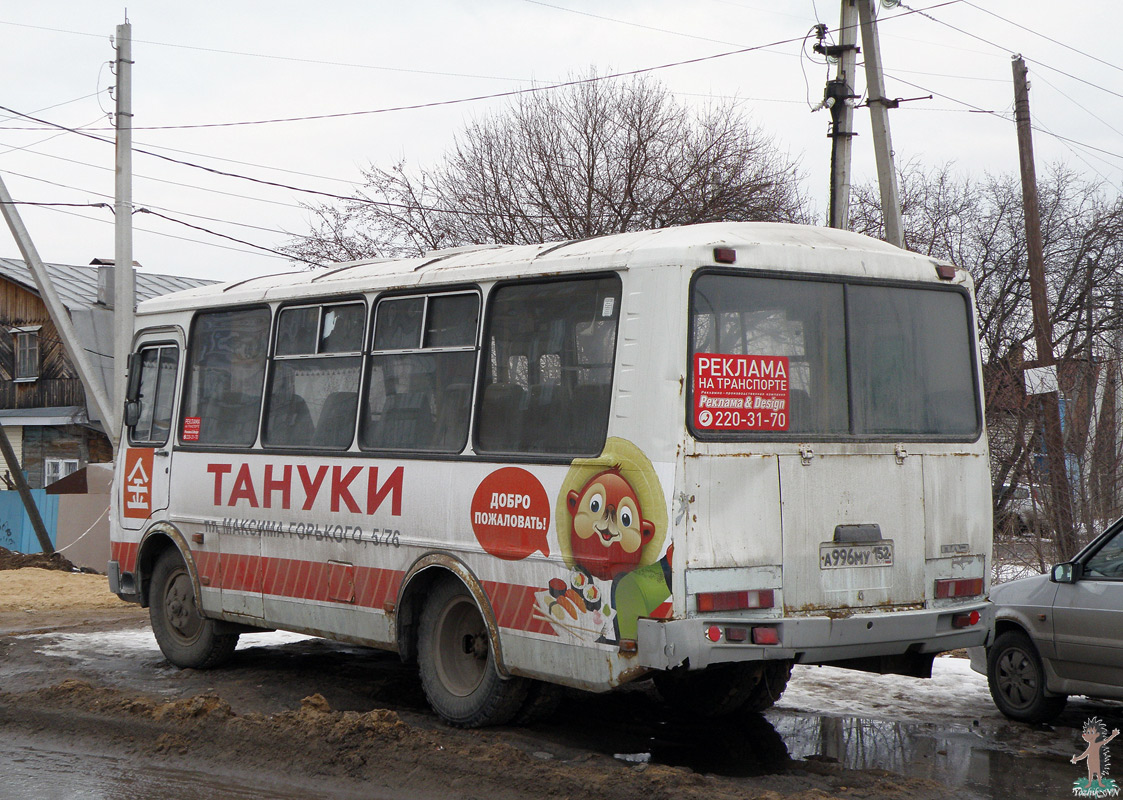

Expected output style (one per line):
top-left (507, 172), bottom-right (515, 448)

top-left (856, 0), bottom-right (903, 247)
top-left (1011, 54), bottom-right (1076, 554)
top-left (113, 20), bottom-right (135, 444)
top-left (825, 0), bottom-right (860, 230)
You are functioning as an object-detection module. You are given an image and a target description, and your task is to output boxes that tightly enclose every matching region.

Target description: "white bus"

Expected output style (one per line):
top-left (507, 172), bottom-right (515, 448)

top-left (109, 222), bottom-right (991, 727)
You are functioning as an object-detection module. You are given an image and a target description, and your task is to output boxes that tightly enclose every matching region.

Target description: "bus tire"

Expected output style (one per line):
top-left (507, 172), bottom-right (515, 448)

top-left (417, 579), bottom-right (528, 728)
top-left (149, 548), bottom-right (239, 670)
top-left (654, 662), bottom-right (764, 718)
top-left (987, 630), bottom-right (1066, 723)
top-left (741, 661), bottom-right (792, 713)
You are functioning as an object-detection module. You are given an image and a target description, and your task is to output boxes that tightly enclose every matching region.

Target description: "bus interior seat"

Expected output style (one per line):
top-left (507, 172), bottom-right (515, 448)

top-left (202, 392), bottom-right (260, 444)
top-left (477, 382), bottom-right (526, 451)
top-left (431, 382), bottom-right (472, 452)
top-left (525, 383), bottom-right (567, 452)
top-left (312, 391), bottom-right (359, 448)
top-left (267, 393), bottom-right (314, 445)
top-left (378, 392), bottom-right (433, 449)
top-left (569, 383), bottom-right (611, 453)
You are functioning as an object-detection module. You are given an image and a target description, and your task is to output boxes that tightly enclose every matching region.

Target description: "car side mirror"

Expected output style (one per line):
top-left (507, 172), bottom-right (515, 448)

top-left (1051, 562), bottom-right (1082, 583)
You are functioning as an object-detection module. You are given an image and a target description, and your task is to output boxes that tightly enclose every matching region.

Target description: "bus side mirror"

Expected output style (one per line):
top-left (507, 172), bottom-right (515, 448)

top-left (124, 399), bottom-right (141, 428)
top-left (125, 352), bottom-right (143, 402)
top-left (1051, 562), bottom-right (1082, 583)
top-left (124, 352), bottom-right (144, 429)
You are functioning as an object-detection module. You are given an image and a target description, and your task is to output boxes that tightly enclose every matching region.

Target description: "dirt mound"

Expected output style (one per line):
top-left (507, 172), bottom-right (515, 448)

top-left (8, 680), bottom-right (954, 800)
top-left (0, 546), bottom-right (75, 572)
top-left (0, 568), bottom-right (126, 611)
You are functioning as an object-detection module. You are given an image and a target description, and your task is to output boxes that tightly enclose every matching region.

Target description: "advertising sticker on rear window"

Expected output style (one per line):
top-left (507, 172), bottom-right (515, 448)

top-left (693, 353), bottom-right (789, 431)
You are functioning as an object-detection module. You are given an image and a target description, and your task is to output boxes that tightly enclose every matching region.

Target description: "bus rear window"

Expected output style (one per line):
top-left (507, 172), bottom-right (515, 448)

top-left (690, 273), bottom-right (979, 439)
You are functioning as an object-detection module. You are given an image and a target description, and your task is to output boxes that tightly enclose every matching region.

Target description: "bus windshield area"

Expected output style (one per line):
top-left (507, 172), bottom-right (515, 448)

top-left (690, 272), bottom-right (980, 439)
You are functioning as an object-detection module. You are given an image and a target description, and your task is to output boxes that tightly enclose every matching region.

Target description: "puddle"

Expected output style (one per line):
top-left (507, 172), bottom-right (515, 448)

top-left (1, 743), bottom-right (380, 800)
top-left (601, 709), bottom-right (1091, 798)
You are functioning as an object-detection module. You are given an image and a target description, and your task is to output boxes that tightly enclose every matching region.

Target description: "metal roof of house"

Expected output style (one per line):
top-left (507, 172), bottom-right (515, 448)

top-left (0, 258), bottom-right (214, 310)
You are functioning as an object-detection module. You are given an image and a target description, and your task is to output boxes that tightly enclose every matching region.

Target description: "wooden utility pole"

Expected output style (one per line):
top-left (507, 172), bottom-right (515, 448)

top-left (1012, 54), bottom-right (1076, 554)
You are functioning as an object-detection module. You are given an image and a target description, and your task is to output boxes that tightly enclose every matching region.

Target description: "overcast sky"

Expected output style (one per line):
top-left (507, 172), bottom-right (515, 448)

top-left (0, 1), bottom-right (1118, 283)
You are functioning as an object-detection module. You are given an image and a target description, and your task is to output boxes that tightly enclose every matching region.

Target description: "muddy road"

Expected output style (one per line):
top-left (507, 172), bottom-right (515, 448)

top-left (1, 567), bottom-right (1117, 799)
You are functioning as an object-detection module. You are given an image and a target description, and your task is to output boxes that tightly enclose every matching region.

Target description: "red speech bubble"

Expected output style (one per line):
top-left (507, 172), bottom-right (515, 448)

top-left (470, 467), bottom-right (550, 560)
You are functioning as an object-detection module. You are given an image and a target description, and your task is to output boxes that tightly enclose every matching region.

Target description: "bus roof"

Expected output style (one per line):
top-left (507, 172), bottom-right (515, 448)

top-left (138, 222), bottom-right (957, 315)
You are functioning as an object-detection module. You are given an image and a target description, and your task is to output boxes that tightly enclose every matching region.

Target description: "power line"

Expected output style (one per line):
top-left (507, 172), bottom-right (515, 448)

top-left (896, 2), bottom-right (1123, 103)
top-left (961, 1), bottom-right (1122, 76)
top-left (2, 2), bottom-right (963, 133)
top-left (0, 19), bottom-right (526, 83)
top-left (135, 208), bottom-right (322, 266)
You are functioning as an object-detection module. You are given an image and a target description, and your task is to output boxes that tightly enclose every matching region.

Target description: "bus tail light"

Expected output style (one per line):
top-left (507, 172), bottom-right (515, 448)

top-left (713, 247), bottom-right (737, 264)
top-left (934, 578), bottom-right (983, 599)
top-left (705, 625), bottom-right (780, 645)
top-left (751, 626), bottom-right (779, 645)
top-left (952, 610), bottom-right (981, 628)
top-left (696, 589), bottom-right (775, 613)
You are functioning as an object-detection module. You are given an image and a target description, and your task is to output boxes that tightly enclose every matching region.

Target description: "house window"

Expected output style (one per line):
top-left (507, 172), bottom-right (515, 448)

top-left (12, 329), bottom-right (39, 381)
top-left (44, 458), bottom-right (79, 487)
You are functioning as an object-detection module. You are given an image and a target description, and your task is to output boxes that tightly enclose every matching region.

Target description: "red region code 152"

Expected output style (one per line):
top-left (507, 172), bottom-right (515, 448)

top-left (693, 353), bottom-right (790, 431)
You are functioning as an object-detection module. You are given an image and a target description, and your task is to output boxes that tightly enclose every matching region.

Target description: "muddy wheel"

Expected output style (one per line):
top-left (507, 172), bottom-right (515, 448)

top-left (986, 630), bottom-right (1066, 723)
top-left (654, 662), bottom-right (766, 718)
top-left (149, 548), bottom-right (238, 669)
top-left (742, 661), bottom-right (792, 713)
top-left (418, 579), bottom-right (528, 728)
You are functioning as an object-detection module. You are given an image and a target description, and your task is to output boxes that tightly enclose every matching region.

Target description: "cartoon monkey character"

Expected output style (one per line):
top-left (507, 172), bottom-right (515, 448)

top-left (567, 467), bottom-right (655, 581)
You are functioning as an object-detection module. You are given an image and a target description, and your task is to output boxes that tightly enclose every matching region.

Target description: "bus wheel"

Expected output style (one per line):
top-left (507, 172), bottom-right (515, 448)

top-left (149, 549), bottom-right (239, 670)
top-left (417, 579), bottom-right (528, 728)
top-left (741, 661), bottom-right (792, 713)
top-left (654, 662), bottom-right (764, 717)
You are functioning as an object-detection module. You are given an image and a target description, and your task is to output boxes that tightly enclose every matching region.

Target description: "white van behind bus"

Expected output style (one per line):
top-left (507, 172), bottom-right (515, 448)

top-left (109, 222), bottom-right (991, 726)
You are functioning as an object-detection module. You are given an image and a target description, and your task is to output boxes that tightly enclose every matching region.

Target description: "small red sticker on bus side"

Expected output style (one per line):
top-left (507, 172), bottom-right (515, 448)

top-left (470, 467), bottom-right (551, 560)
top-left (693, 353), bottom-right (790, 431)
top-left (183, 417), bottom-right (201, 441)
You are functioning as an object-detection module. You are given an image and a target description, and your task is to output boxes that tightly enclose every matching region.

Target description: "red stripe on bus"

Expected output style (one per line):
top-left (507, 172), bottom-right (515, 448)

top-left (130, 547), bottom-right (552, 637)
top-left (111, 540), bottom-right (139, 572)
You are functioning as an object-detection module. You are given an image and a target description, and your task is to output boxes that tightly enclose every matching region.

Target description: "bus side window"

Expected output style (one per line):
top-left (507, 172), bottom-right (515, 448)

top-left (263, 301), bottom-right (365, 450)
top-left (476, 276), bottom-right (620, 456)
top-left (181, 307), bottom-right (271, 446)
top-left (360, 292), bottom-right (478, 454)
top-left (128, 344), bottom-right (179, 446)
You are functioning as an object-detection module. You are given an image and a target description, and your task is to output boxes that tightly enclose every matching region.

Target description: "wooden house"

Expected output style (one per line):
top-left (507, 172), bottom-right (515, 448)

top-left (0, 258), bottom-right (214, 489)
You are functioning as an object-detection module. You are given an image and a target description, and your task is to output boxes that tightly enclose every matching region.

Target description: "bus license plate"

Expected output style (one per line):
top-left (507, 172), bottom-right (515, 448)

top-left (819, 542), bottom-right (894, 569)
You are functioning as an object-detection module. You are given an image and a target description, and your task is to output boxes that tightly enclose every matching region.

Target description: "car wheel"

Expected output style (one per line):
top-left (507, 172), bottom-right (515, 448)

top-left (986, 630), bottom-right (1066, 723)
top-left (149, 548), bottom-right (239, 669)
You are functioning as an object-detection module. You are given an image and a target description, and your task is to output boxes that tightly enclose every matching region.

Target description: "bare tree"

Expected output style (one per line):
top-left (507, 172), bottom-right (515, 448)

top-left (285, 74), bottom-right (812, 263)
top-left (852, 160), bottom-right (1123, 568)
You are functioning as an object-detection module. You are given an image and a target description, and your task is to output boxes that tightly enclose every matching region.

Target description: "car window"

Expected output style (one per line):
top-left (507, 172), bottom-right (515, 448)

top-left (1084, 527), bottom-right (1123, 578)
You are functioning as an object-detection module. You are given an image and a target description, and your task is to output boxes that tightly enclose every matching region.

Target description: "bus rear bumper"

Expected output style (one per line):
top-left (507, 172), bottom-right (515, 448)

top-left (636, 602), bottom-right (992, 672)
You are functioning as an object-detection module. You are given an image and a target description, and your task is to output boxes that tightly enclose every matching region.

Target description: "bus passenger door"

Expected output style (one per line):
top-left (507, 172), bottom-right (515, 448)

top-left (120, 336), bottom-right (183, 532)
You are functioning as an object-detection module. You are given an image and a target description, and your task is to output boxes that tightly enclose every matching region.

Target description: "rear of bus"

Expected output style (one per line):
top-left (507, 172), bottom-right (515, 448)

top-left (638, 229), bottom-right (991, 685)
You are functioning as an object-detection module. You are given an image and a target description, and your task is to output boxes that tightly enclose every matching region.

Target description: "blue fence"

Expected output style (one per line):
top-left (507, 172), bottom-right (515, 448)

top-left (0, 490), bottom-right (60, 554)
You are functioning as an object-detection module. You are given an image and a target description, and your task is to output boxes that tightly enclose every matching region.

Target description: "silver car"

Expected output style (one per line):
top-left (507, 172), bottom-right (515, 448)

top-left (969, 519), bottom-right (1123, 722)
